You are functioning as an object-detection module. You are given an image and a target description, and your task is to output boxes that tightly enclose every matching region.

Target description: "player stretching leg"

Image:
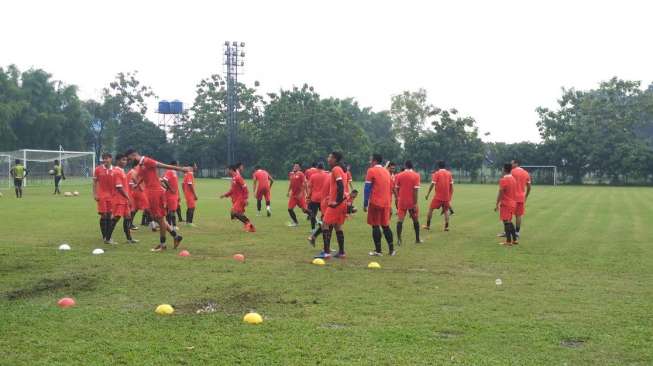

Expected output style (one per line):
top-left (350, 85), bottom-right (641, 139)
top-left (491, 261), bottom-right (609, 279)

top-left (93, 153), bottom-right (115, 244)
top-left (424, 160), bottom-right (454, 231)
top-left (495, 163), bottom-right (518, 246)
top-left (363, 154), bottom-right (395, 256)
top-left (162, 161), bottom-right (181, 231)
top-left (126, 149), bottom-right (189, 252)
top-left (252, 165), bottom-right (273, 217)
top-left (182, 163), bottom-right (198, 226)
top-left (287, 162), bottom-right (309, 227)
top-left (315, 152), bottom-right (347, 259)
top-left (306, 163), bottom-right (327, 235)
top-left (394, 161), bottom-right (422, 246)
top-left (107, 154), bottom-right (138, 244)
top-left (221, 164), bottom-right (256, 232)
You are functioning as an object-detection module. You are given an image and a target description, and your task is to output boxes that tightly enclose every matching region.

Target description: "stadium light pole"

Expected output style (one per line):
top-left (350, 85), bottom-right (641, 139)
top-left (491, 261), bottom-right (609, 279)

top-left (223, 41), bottom-right (246, 166)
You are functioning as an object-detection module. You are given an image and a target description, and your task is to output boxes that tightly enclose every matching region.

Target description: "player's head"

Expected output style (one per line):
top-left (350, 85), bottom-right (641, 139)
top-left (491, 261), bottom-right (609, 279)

top-left (169, 160), bottom-right (179, 167)
top-left (292, 162), bottom-right (301, 172)
top-left (342, 164), bottom-right (348, 173)
top-left (54, 160), bottom-right (60, 165)
top-left (227, 164), bottom-right (238, 176)
top-left (311, 162), bottom-right (317, 168)
top-left (404, 160), bottom-right (414, 170)
top-left (511, 159), bottom-right (521, 168)
top-left (15, 159), bottom-right (21, 165)
top-left (125, 149), bottom-right (140, 162)
top-left (437, 160), bottom-right (446, 169)
top-left (350, 189), bottom-right (359, 198)
top-left (370, 153), bottom-right (383, 166)
top-left (101, 152), bottom-right (112, 166)
top-left (115, 153), bottom-right (128, 168)
top-left (328, 151), bottom-right (342, 167)
top-left (503, 163), bottom-right (512, 174)
top-left (317, 162), bottom-right (324, 170)
top-left (236, 162), bottom-right (244, 172)
top-left (386, 161), bottom-right (396, 174)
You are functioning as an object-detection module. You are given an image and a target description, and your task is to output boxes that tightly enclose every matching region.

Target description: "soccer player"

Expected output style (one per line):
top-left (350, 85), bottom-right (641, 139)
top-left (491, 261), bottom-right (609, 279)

top-left (287, 162), bottom-right (308, 227)
top-left (127, 164), bottom-right (149, 230)
top-left (395, 160), bottom-right (422, 245)
top-left (93, 153), bottom-right (115, 243)
top-left (363, 154), bottom-right (395, 257)
top-left (315, 151), bottom-right (347, 259)
top-left (10, 159), bottom-right (27, 198)
top-left (53, 160), bottom-right (65, 195)
top-left (307, 162), bottom-right (327, 232)
top-left (347, 189), bottom-right (359, 214)
top-left (108, 154), bottom-right (138, 244)
top-left (221, 164), bottom-right (255, 232)
top-left (252, 165), bottom-right (273, 217)
top-left (307, 167), bottom-right (331, 247)
top-left (182, 162), bottom-right (198, 226)
top-left (345, 163), bottom-right (354, 192)
top-left (424, 160), bottom-right (454, 231)
top-left (126, 149), bottom-right (189, 252)
top-left (511, 159), bottom-right (531, 238)
top-left (305, 162), bottom-right (318, 180)
top-left (162, 161), bottom-right (181, 231)
top-left (496, 163), bottom-right (518, 246)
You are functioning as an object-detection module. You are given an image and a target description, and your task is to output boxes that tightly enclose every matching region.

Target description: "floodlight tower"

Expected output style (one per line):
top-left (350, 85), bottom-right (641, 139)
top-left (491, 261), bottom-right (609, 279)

top-left (224, 41), bottom-right (246, 166)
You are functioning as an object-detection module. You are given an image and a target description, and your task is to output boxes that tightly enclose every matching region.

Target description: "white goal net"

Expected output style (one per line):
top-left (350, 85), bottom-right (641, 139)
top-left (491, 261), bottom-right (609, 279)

top-left (0, 149), bottom-right (95, 188)
top-left (522, 165), bottom-right (558, 185)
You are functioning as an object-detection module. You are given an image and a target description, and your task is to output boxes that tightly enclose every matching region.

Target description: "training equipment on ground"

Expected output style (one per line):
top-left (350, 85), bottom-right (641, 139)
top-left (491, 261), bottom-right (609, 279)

top-left (233, 253), bottom-right (245, 262)
top-left (312, 258), bottom-right (326, 266)
top-left (73, 191), bottom-right (79, 196)
top-left (155, 304), bottom-right (174, 315)
top-left (367, 261), bottom-right (381, 269)
top-left (495, 278), bottom-right (503, 286)
top-left (92, 248), bottom-right (104, 255)
top-left (179, 250), bottom-right (190, 257)
top-left (64, 192), bottom-right (73, 197)
top-left (0, 148), bottom-right (95, 188)
top-left (57, 297), bottom-right (76, 308)
top-left (243, 312), bottom-right (263, 324)
top-left (58, 244), bottom-right (71, 251)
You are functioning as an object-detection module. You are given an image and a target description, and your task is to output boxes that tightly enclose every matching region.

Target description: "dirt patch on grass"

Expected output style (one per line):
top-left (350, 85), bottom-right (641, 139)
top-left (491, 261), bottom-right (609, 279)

top-left (4, 273), bottom-right (98, 300)
top-left (560, 338), bottom-right (587, 348)
top-left (175, 290), bottom-right (273, 315)
top-left (436, 330), bottom-right (463, 339)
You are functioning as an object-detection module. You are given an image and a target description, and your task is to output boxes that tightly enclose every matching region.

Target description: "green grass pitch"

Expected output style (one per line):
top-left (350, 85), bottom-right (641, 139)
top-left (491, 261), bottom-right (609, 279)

top-left (1, 180), bottom-right (652, 365)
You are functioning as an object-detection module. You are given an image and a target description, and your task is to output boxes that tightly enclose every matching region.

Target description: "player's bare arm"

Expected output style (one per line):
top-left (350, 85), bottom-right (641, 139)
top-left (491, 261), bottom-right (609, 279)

top-left (155, 162), bottom-right (191, 173)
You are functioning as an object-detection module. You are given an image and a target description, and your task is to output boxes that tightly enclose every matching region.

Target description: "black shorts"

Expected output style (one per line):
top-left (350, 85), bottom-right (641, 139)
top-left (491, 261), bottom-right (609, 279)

top-left (308, 201), bottom-right (321, 215)
top-left (14, 178), bottom-right (23, 187)
top-left (54, 176), bottom-right (62, 185)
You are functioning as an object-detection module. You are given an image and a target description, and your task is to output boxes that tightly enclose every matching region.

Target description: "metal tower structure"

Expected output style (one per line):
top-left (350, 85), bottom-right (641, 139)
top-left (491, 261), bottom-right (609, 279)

top-left (224, 41), bottom-right (246, 166)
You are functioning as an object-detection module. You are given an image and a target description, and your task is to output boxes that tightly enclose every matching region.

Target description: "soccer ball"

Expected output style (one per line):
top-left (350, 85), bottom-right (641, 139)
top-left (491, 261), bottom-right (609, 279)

top-left (64, 192), bottom-right (73, 197)
top-left (73, 191), bottom-right (79, 196)
top-left (48, 169), bottom-right (55, 175)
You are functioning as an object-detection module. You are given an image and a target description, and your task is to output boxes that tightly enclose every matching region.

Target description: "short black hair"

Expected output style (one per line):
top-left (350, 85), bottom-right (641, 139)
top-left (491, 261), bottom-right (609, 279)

top-left (351, 189), bottom-right (359, 194)
top-left (503, 163), bottom-right (512, 173)
top-left (437, 160), bottom-right (446, 169)
top-left (311, 162), bottom-right (317, 168)
top-left (371, 153), bottom-right (383, 164)
top-left (512, 159), bottom-right (521, 166)
top-left (330, 151), bottom-right (343, 163)
top-left (255, 165), bottom-right (261, 170)
top-left (54, 160), bottom-right (60, 164)
top-left (388, 161), bottom-right (396, 167)
top-left (236, 162), bottom-right (243, 168)
top-left (15, 159), bottom-right (20, 164)
top-left (317, 162), bottom-right (324, 169)
top-left (169, 160), bottom-right (178, 166)
top-left (228, 164), bottom-right (237, 171)
top-left (115, 153), bottom-right (125, 160)
top-left (293, 161), bottom-right (301, 166)
top-left (101, 152), bottom-right (112, 159)
top-left (125, 149), bottom-right (137, 156)
top-left (404, 160), bottom-right (413, 169)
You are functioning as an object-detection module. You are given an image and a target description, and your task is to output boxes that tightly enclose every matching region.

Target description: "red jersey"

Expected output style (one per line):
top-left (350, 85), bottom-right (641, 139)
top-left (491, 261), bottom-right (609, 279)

top-left (511, 167), bottom-right (531, 203)
top-left (163, 169), bottom-right (179, 197)
top-left (308, 169), bottom-right (328, 202)
top-left (288, 171), bottom-right (306, 195)
top-left (432, 169), bottom-right (453, 201)
top-left (138, 156), bottom-right (164, 192)
top-left (321, 172), bottom-right (331, 203)
top-left (499, 174), bottom-right (518, 208)
top-left (182, 172), bottom-right (195, 194)
top-left (305, 167), bottom-right (318, 180)
top-left (395, 169), bottom-right (420, 209)
top-left (252, 169), bottom-right (271, 191)
top-left (225, 173), bottom-right (248, 202)
top-left (112, 167), bottom-right (130, 204)
top-left (328, 166), bottom-right (346, 203)
top-left (93, 164), bottom-right (114, 199)
top-left (365, 165), bottom-right (392, 208)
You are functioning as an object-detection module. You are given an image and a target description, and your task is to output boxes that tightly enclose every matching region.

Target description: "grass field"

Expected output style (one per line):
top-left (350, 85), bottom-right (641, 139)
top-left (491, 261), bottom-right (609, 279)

top-left (1, 180), bottom-right (653, 365)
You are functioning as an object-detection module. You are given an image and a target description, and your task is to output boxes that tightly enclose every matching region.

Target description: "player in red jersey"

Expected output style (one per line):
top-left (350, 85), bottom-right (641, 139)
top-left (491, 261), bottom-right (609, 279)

top-left (306, 162), bottom-right (328, 233)
top-left (363, 154), bottom-right (395, 256)
top-left (182, 162), bottom-right (198, 226)
top-left (221, 164), bottom-right (255, 232)
top-left (126, 149), bottom-right (190, 252)
top-left (128, 164), bottom-right (151, 230)
top-left (252, 165), bottom-right (274, 217)
top-left (93, 153), bottom-right (115, 244)
top-left (496, 163), bottom-right (519, 246)
top-left (304, 162), bottom-right (318, 181)
top-left (287, 162), bottom-right (309, 227)
top-left (424, 160), bottom-right (454, 231)
top-left (345, 163), bottom-right (354, 192)
top-left (107, 154), bottom-right (138, 244)
top-left (162, 161), bottom-right (181, 231)
top-left (511, 159), bottom-right (531, 238)
top-left (394, 160), bottom-right (422, 245)
top-left (307, 167), bottom-right (331, 247)
top-left (314, 152), bottom-right (347, 259)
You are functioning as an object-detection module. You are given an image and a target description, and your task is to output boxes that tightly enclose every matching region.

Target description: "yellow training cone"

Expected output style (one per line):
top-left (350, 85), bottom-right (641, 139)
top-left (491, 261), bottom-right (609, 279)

top-left (368, 261), bottom-right (381, 269)
top-left (243, 312), bottom-right (263, 325)
top-left (312, 258), bottom-right (326, 266)
top-left (155, 304), bottom-right (174, 315)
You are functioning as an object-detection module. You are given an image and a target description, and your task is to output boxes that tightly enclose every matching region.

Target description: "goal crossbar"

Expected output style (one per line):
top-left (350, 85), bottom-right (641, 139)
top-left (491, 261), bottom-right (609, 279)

top-left (522, 165), bottom-right (558, 186)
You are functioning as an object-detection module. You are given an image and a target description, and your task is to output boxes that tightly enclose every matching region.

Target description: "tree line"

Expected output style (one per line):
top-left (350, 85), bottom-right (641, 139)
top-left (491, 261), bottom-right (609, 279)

top-left (2, 65), bottom-right (653, 184)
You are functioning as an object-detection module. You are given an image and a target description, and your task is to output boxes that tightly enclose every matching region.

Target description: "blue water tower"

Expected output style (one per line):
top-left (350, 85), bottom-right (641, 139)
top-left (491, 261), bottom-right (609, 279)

top-left (170, 100), bottom-right (183, 114)
top-left (158, 100), bottom-right (171, 114)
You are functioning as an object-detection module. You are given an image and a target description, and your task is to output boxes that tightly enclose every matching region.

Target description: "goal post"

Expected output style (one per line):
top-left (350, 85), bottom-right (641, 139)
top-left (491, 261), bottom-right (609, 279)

top-left (522, 165), bottom-right (558, 186)
top-left (0, 149), bottom-right (96, 188)
top-left (0, 154), bottom-right (10, 190)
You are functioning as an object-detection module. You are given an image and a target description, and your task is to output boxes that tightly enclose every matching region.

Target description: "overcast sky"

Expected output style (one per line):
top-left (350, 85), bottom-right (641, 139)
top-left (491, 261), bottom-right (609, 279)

top-left (2, 0), bottom-right (652, 142)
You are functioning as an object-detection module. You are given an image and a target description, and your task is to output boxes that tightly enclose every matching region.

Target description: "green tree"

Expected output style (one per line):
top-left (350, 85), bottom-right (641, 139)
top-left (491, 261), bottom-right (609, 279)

top-left (390, 89), bottom-right (434, 147)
